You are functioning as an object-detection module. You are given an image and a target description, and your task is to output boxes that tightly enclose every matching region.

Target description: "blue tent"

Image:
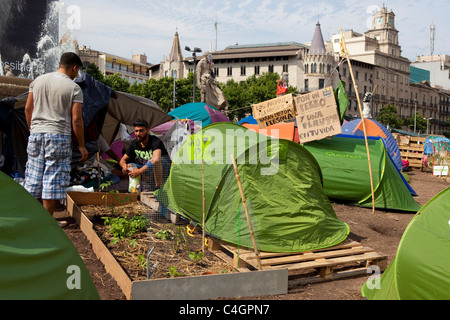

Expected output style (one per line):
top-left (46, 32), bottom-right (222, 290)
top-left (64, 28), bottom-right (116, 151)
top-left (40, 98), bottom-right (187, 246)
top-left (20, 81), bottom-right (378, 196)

top-left (237, 115), bottom-right (258, 125)
top-left (169, 103), bottom-right (230, 127)
top-left (341, 118), bottom-right (402, 173)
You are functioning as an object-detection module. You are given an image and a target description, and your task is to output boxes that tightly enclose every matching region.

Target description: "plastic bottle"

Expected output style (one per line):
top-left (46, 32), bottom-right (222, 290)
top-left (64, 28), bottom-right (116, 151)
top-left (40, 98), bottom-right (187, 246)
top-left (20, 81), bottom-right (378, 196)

top-left (128, 167), bottom-right (141, 193)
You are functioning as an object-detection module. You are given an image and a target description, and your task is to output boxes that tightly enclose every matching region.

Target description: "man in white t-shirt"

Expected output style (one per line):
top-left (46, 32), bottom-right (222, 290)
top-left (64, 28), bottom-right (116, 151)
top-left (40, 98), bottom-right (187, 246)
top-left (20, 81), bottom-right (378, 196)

top-left (24, 52), bottom-right (88, 223)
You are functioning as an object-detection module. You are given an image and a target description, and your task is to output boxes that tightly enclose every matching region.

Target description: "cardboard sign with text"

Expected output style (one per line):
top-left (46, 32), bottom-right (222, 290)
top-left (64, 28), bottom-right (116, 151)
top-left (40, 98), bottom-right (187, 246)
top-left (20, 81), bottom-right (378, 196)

top-left (252, 94), bottom-right (296, 128)
top-left (295, 87), bottom-right (342, 143)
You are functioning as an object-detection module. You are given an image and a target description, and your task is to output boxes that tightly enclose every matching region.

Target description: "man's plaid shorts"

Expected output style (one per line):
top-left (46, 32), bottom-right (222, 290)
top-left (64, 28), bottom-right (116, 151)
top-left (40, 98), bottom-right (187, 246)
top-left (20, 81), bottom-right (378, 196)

top-left (24, 133), bottom-right (72, 200)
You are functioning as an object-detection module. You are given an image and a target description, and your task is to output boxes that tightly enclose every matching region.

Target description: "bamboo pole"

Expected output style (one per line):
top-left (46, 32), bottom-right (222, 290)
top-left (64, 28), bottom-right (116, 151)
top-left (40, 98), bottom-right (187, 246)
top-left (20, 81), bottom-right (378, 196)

top-left (340, 28), bottom-right (376, 213)
top-left (230, 153), bottom-right (262, 270)
top-left (202, 155), bottom-right (206, 253)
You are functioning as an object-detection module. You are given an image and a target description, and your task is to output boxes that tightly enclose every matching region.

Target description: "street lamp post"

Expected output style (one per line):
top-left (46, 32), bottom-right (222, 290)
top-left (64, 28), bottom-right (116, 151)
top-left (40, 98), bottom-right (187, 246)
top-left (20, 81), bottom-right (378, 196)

top-left (414, 99), bottom-right (417, 134)
top-left (426, 117), bottom-right (433, 135)
top-left (185, 46), bottom-right (202, 103)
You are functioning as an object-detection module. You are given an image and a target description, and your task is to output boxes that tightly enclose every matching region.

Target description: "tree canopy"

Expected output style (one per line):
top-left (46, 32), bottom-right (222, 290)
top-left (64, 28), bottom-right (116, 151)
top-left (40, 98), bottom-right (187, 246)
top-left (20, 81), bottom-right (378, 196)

top-left (83, 65), bottom-right (298, 121)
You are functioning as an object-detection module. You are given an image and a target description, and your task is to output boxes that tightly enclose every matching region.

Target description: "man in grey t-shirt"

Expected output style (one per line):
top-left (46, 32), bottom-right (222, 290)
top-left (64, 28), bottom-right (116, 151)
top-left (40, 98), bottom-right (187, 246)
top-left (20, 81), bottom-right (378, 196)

top-left (24, 52), bottom-right (88, 222)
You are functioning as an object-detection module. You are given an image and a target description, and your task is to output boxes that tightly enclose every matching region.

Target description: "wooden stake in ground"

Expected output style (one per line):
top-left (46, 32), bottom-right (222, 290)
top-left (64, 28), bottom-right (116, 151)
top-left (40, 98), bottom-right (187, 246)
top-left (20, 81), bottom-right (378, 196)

top-left (202, 151), bottom-right (206, 253)
top-left (340, 28), bottom-right (376, 213)
top-left (230, 153), bottom-right (262, 270)
top-left (97, 152), bottom-right (102, 192)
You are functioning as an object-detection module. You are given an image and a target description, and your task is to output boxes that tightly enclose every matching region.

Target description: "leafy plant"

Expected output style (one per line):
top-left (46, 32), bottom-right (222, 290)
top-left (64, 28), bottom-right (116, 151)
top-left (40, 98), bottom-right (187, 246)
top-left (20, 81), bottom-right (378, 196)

top-left (102, 213), bottom-right (150, 243)
top-left (137, 254), bottom-right (147, 268)
top-left (168, 266), bottom-right (184, 278)
top-left (189, 251), bottom-right (204, 264)
top-left (155, 229), bottom-right (174, 241)
top-left (173, 226), bottom-right (188, 252)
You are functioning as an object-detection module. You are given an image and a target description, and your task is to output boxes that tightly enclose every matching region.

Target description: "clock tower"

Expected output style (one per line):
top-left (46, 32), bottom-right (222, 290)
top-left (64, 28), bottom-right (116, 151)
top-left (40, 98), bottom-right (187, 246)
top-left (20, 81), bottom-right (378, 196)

top-left (365, 6), bottom-right (401, 57)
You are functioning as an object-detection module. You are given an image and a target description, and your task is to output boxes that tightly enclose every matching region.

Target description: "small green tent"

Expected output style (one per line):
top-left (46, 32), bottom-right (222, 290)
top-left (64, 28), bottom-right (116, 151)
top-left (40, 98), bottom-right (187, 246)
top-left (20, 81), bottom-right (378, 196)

top-left (156, 123), bottom-right (349, 253)
top-left (361, 187), bottom-right (450, 300)
top-left (303, 135), bottom-right (421, 212)
top-left (0, 172), bottom-right (99, 300)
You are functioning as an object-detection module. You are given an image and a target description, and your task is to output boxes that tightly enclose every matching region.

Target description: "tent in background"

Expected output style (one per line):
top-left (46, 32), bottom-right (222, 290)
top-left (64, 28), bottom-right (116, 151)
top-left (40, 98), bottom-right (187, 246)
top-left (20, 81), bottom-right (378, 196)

top-left (168, 102), bottom-right (230, 127)
top-left (237, 115), bottom-right (258, 125)
top-left (341, 118), bottom-right (402, 172)
top-left (304, 135), bottom-right (421, 212)
top-left (156, 122), bottom-right (349, 253)
top-left (361, 187), bottom-right (450, 300)
top-left (242, 122), bottom-right (300, 143)
top-left (0, 172), bottom-right (99, 300)
top-left (0, 73), bottom-right (173, 177)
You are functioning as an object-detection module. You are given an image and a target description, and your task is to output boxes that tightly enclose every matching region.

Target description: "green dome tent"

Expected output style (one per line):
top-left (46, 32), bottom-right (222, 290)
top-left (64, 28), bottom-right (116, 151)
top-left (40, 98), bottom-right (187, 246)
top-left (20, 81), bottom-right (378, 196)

top-left (303, 135), bottom-right (421, 212)
top-left (156, 123), bottom-right (349, 253)
top-left (361, 187), bottom-right (450, 300)
top-left (0, 172), bottom-right (99, 300)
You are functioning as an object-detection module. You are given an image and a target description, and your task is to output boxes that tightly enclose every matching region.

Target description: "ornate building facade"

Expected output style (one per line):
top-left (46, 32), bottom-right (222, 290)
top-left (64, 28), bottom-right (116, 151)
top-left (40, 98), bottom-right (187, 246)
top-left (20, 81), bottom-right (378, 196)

top-left (153, 6), bottom-right (449, 135)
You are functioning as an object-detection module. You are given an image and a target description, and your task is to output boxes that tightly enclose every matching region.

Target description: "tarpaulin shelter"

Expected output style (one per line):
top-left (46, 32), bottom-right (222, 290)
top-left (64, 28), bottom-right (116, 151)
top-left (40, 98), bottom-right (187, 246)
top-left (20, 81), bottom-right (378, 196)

top-left (0, 171), bottom-right (99, 300)
top-left (361, 187), bottom-right (450, 300)
top-left (241, 122), bottom-right (300, 143)
top-left (0, 73), bottom-right (172, 176)
top-left (168, 102), bottom-right (230, 127)
top-left (156, 122), bottom-right (349, 253)
top-left (341, 118), bottom-right (402, 172)
top-left (304, 135), bottom-right (421, 212)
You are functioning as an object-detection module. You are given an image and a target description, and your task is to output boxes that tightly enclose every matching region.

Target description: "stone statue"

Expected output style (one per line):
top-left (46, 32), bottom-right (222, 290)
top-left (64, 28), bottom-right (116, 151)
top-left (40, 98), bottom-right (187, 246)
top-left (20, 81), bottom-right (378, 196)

top-left (196, 52), bottom-right (228, 111)
top-left (362, 92), bottom-right (372, 118)
top-left (3, 65), bottom-right (15, 77)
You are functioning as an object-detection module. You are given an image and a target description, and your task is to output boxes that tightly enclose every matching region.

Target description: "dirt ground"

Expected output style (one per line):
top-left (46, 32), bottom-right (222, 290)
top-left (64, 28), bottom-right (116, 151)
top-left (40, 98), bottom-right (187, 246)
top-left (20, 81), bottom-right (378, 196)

top-left (55, 169), bottom-right (449, 300)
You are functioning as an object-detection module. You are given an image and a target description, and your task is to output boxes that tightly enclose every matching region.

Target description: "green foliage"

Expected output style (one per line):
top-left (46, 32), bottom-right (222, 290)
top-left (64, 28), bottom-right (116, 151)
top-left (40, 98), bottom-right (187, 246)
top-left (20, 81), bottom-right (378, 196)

top-left (83, 63), bottom-right (104, 82)
top-left (222, 72), bottom-right (298, 120)
top-left (404, 112), bottom-right (428, 133)
top-left (168, 266), bottom-right (184, 278)
top-left (155, 229), bottom-right (174, 240)
top-left (102, 213), bottom-right (150, 243)
top-left (84, 66), bottom-right (299, 122)
top-left (188, 251), bottom-right (204, 264)
top-left (376, 104), bottom-right (404, 129)
top-left (103, 73), bottom-right (131, 92)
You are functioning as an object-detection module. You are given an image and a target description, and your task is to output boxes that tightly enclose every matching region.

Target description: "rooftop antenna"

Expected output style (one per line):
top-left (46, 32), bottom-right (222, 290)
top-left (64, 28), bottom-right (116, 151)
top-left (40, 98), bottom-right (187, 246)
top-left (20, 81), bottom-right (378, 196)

top-left (430, 23), bottom-right (435, 56)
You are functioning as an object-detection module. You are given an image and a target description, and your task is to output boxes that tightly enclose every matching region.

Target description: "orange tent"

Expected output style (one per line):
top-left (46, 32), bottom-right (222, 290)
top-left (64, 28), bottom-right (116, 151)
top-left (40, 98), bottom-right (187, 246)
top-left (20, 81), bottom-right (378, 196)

top-left (242, 122), bottom-right (299, 143)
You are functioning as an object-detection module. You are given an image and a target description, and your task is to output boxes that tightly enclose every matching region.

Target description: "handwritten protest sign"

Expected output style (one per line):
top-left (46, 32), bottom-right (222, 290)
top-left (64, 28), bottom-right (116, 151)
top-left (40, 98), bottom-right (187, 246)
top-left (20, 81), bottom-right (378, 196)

top-left (295, 87), bottom-right (342, 143)
top-left (252, 94), bottom-right (296, 128)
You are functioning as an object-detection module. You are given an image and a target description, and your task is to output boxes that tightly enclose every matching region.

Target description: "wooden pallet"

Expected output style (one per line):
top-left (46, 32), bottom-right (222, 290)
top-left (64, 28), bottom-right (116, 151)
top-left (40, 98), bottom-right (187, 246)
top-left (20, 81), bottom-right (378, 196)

top-left (209, 239), bottom-right (388, 285)
top-left (393, 134), bottom-right (426, 169)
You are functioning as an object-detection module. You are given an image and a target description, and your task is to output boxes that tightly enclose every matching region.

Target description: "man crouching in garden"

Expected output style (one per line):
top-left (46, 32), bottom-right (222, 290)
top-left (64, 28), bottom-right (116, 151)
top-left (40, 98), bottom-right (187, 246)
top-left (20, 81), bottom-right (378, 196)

top-left (119, 119), bottom-right (171, 191)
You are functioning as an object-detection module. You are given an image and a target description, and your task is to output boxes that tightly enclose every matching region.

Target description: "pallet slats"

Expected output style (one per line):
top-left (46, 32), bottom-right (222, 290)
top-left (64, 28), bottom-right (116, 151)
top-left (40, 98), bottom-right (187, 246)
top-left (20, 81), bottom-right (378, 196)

top-left (393, 133), bottom-right (426, 169)
top-left (210, 239), bottom-right (387, 285)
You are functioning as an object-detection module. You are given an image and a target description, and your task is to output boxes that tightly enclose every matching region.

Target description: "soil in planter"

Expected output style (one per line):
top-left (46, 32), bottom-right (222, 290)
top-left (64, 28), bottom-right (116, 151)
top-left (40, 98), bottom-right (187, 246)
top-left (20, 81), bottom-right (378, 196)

top-left (80, 202), bottom-right (236, 282)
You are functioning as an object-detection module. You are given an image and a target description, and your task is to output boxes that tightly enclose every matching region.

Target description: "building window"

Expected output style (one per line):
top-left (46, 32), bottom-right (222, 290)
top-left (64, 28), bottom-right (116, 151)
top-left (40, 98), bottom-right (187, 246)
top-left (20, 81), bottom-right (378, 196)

top-left (305, 79), bottom-right (309, 92)
top-left (227, 66), bottom-right (232, 76)
top-left (319, 79), bottom-right (325, 89)
top-left (305, 64), bottom-right (309, 74)
top-left (283, 64), bottom-right (288, 73)
top-left (254, 65), bottom-right (260, 75)
top-left (214, 67), bottom-right (219, 77)
top-left (268, 65), bottom-right (274, 73)
top-left (240, 65), bottom-right (246, 76)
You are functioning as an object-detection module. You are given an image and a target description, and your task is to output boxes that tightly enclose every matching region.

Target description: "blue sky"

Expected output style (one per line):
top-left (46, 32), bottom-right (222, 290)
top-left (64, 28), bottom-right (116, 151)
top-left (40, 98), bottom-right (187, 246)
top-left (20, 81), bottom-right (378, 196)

top-left (61, 0), bottom-right (449, 64)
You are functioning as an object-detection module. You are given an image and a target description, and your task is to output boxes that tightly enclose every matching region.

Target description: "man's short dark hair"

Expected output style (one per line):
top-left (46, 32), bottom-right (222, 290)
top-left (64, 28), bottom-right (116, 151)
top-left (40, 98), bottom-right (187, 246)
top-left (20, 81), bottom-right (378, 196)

top-left (133, 119), bottom-right (149, 128)
top-left (59, 52), bottom-right (83, 69)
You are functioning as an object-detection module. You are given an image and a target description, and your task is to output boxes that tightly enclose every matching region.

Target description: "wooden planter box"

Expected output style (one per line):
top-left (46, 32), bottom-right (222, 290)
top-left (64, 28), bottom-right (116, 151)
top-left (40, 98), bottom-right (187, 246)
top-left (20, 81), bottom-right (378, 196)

top-left (66, 191), bottom-right (288, 300)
